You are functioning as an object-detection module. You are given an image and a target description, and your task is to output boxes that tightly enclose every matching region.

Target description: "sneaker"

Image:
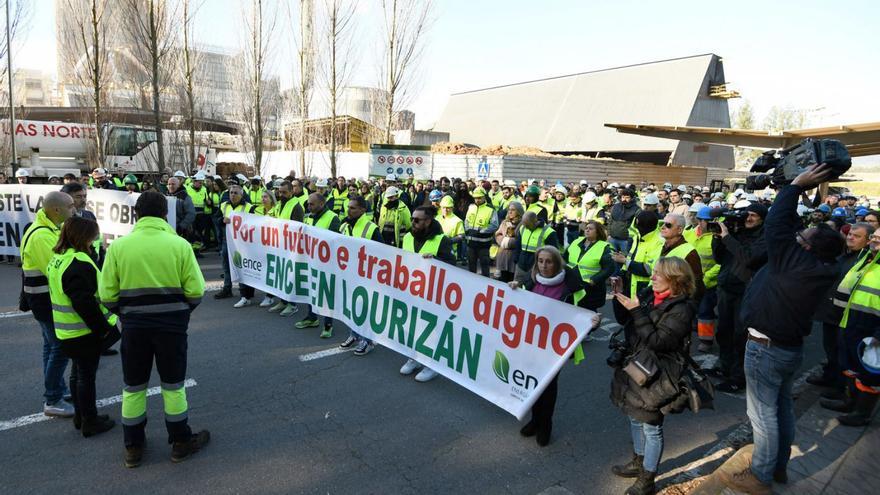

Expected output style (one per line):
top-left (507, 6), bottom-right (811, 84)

top-left (279, 304), bottom-right (299, 317)
top-left (295, 318), bottom-right (320, 329)
top-left (400, 358), bottom-right (422, 375)
top-left (320, 326), bottom-right (333, 339)
top-left (233, 297), bottom-right (252, 308)
top-left (414, 367), bottom-right (438, 382)
top-left (267, 301), bottom-right (286, 313)
top-left (124, 445), bottom-right (144, 468)
top-left (718, 466), bottom-right (771, 495)
top-left (353, 341), bottom-right (374, 356)
top-left (171, 430), bottom-right (211, 463)
top-left (213, 288), bottom-right (233, 300)
top-left (340, 335), bottom-right (358, 348)
top-left (259, 296), bottom-right (274, 307)
top-left (44, 401), bottom-right (74, 418)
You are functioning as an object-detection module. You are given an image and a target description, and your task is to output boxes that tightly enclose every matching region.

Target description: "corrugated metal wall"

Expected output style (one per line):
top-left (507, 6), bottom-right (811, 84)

top-left (500, 156), bottom-right (708, 185)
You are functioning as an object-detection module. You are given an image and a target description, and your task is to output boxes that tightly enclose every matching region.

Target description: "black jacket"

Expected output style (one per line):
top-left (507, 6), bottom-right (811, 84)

top-left (62, 257), bottom-right (117, 338)
top-left (741, 185), bottom-right (841, 347)
top-left (713, 224), bottom-right (767, 294)
top-left (610, 289), bottom-right (694, 425)
top-left (411, 219), bottom-right (456, 265)
top-left (814, 249), bottom-right (864, 324)
top-left (608, 202), bottom-right (641, 240)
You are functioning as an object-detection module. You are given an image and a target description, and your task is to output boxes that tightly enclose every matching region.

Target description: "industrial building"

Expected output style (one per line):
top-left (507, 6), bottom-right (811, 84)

top-left (434, 53), bottom-right (737, 169)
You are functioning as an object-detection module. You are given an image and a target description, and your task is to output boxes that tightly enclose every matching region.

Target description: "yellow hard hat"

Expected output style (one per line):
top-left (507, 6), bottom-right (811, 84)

top-left (472, 188), bottom-right (487, 198)
top-left (440, 195), bottom-right (454, 208)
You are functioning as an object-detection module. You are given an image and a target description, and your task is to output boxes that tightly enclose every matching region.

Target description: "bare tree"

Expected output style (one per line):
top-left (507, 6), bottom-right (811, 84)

top-left (321, 0), bottom-right (356, 177)
top-left (58, 0), bottom-right (113, 166)
top-left (122, 0), bottom-right (178, 171)
top-left (287, 0), bottom-right (316, 177)
top-left (1, 0), bottom-right (32, 171)
top-left (238, 0), bottom-right (277, 176)
top-left (179, 0), bottom-right (204, 171)
top-left (377, 0), bottom-right (432, 144)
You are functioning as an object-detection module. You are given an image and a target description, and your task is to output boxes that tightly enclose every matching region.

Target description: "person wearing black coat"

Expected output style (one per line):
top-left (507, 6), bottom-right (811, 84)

top-left (610, 256), bottom-right (696, 495)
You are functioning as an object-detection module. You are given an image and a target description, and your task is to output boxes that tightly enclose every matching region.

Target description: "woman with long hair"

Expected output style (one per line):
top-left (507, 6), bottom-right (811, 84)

top-left (495, 202), bottom-right (525, 282)
top-left (564, 220), bottom-right (614, 311)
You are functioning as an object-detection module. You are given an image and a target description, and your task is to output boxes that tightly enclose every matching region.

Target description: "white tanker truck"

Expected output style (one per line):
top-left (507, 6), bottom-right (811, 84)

top-left (4, 119), bottom-right (217, 180)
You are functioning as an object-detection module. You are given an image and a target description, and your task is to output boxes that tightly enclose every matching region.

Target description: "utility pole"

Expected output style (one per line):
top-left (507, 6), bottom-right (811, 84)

top-left (5, 0), bottom-right (17, 177)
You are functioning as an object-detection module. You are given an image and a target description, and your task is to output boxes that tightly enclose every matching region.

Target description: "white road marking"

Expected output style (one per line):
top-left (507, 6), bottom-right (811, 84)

top-left (299, 347), bottom-right (354, 362)
top-left (204, 280), bottom-right (225, 292)
top-left (0, 310), bottom-right (30, 319)
top-left (0, 378), bottom-right (198, 433)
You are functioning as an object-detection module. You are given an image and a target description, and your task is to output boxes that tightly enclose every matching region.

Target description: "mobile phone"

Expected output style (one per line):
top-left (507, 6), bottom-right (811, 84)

top-left (610, 276), bottom-right (622, 294)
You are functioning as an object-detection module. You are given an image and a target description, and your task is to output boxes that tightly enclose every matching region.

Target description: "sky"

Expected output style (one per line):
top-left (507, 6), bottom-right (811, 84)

top-left (14, 0), bottom-right (880, 133)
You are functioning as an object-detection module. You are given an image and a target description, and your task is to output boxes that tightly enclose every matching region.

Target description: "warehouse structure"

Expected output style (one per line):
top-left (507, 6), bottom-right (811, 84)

top-left (434, 53), bottom-right (736, 169)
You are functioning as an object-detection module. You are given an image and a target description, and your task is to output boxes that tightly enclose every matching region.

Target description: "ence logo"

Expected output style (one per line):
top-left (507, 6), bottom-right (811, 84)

top-left (232, 251), bottom-right (243, 269)
top-left (232, 252), bottom-right (262, 271)
top-left (493, 351), bottom-right (538, 392)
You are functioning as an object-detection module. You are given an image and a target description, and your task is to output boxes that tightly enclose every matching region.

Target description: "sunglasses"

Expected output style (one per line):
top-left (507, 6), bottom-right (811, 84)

top-left (662, 222), bottom-right (677, 229)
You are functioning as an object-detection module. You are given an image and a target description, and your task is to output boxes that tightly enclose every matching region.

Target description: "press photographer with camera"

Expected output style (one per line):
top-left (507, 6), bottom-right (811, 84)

top-left (709, 201), bottom-right (768, 393)
top-left (719, 163), bottom-right (846, 494)
top-left (609, 257), bottom-right (697, 495)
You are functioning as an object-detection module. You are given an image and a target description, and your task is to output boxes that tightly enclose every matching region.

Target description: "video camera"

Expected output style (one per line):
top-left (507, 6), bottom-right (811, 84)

top-left (746, 138), bottom-right (851, 190)
top-left (705, 208), bottom-right (750, 234)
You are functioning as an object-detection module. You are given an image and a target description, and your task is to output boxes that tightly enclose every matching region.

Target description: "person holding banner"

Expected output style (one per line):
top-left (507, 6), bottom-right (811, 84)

top-left (214, 184), bottom-right (257, 304)
top-left (399, 206), bottom-right (456, 382)
top-left (610, 257), bottom-right (696, 495)
top-left (22, 191), bottom-right (77, 417)
top-left (295, 193), bottom-right (342, 338)
top-left (508, 245), bottom-right (588, 447)
top-left (339, 195), bottom-right (383, 355)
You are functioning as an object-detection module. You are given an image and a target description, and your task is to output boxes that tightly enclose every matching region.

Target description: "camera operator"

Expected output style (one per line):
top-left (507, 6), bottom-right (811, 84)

top-left (719, 164), bottom-right (845, 494)
top-left (709, 202), bottom-right (768, 393)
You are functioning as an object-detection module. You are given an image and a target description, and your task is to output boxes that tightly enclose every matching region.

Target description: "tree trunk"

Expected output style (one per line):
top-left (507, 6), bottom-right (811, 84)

top-left (90, 0), bottom-right (104, 166)
top-left (149, 2), bottom-right (165, 170)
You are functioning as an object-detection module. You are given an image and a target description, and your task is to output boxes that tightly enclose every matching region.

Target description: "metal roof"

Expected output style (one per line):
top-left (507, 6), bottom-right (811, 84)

top-left (434, 54), bottom-right (734, 167)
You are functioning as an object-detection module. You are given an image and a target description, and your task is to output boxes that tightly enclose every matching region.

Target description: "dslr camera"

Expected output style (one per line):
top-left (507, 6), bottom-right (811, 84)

top-left (606, 329), bottom-right (630, 368)
top-left (746, 138), bottom-right (851, 190)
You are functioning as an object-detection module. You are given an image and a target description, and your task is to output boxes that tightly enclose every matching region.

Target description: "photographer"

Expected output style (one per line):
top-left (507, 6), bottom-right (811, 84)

top-left (719, 164), bottom-right (845, 494)
top-left (609, 257), bottom-right (696, 495)
top-left (710, 202), bottom-right (768, 393)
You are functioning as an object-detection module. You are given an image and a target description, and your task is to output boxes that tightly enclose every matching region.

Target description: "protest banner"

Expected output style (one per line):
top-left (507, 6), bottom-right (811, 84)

top-left (226, 212), bottom-right (596, 420)
top-left (0, 185), bottom-right (177, 256)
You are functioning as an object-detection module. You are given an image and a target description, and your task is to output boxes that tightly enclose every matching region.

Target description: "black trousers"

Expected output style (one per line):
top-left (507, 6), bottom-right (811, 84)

top-left (821, 322), bottom-right (843, 386)
top-left (467, 244), bottom-right (491, 277)
top-left (530, 374), bottom-right (559, 433)
top-left (716, 288), bottom-right (745, 383)
top-left (194, 213), bottom-right (213, 247)
top-left (121, 330), bottom-right (191, 446)
top-left (498, 271), bottom-right (514, 283)
top-left (61, 334), bottom-right (102, 420)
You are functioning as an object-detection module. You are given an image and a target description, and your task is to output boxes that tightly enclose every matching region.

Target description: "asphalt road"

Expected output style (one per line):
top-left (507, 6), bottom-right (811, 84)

top-left (0, 256), bottom-right (824, 495)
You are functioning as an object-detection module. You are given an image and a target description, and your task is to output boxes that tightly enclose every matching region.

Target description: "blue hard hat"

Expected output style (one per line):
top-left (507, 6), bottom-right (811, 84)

top-left (856, 207), bottom-right (869, 217)
top-left (696, 205), bottom-right (714, 220)
top-left (817, 204), bottom-right (832, 214)
top-left (428, 189), bottom-right (442, 202)
top-left (832, 207), bottom-right (847, 218)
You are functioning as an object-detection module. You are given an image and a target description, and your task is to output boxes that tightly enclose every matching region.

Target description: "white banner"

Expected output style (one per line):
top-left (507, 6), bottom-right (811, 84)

top-left (226, 213), bottom-right (596, 420)
top-left (0, 185), bottom-right (176, 255)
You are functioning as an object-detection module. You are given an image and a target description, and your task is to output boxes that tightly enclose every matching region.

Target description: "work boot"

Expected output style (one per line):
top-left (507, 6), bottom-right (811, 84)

top-left (171, 430), bottom-right (211, 463)
top-left (213, 288), bottom-right (233, 300)
top-left (612, 453), bottom-right (644, 478)
top-left (820, 388), bottom-right (845, 401)
top-left (125, 445), bottom-right (144, 468)
top-left (624, 469), bottom-right (656, 495)
top-left (536, 421), bottom-right (552, 447)
top-left (838, 390), bottom-right (879, 427)
top-left (821, 380), bottom-right (857, 413)
top-left (75, 413), bottom-right (110, 430)
top-left (718, 466), bottom-right (771, 495)
top-left (82, 415), bottom-right (116, 438)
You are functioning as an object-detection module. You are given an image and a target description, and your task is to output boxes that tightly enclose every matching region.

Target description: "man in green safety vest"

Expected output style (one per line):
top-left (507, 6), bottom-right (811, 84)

top-left (399, 205), bottom-right (456, 383)
top-left (522, 186), bottom-right (549, 226)
top-left (295, 193), bottom-right (342, 337)
top-left (186, 171), bottom-right (211, 254)
top-left (21, 191), bottom-right (77, 418)
top-left (99, 191), bottom-right (208, 468)
top-left (685, 206), bottom-right (721, 352)
top-left (339, 195), bottom-right (383, 356)
top-left (247, 176), bottom-right (265, 205)
top-left (513, 211), bottom-right (558, 285)
top-left (214, 184), bottom-right (257, 302)
top-left (330, 176), bottom-right (349, 218)
top-left (378, 186), bottom-right (411, 247)
top-left (465, 188), bottom-right (499, 277)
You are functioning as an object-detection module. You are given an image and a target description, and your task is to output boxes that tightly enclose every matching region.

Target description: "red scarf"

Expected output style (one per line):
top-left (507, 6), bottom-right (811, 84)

top-left (653, 289), bottom-right (672, 307)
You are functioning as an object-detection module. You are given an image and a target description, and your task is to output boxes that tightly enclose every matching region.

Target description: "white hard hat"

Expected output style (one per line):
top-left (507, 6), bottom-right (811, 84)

top-left (744, 193), bottom-right (759, 202)
top-left (609, 182), bottom-right (620, 188)
top-left (92, 167), bottom-right (108, 177)
top-left (733, 199), bottom-right (752, 209)
top-left (235, 173), bottom-right (247, 182)
top-left (582, 191), bottom-right (597, 203)
top-left (702, 186), bottom-right (710, 193)
top-left (251, 175), bottom-right (262, 181)
top-left (734, 188), bottom-right (745, 197)
top-left (385, 173), bottom-right (397, 181)
top-left (173, 170), bottom-right (186, 178)
top-left (384, 186), bottom-right (400, 198)
top-left (677, 184), bottom-right (687, 192)
top-left (683, 194), bottom-right (692, 200)
top-left (708, 201), bottom-right (723, 208)
top-left (796, 204), bottom-right (813, 216)
top-left (579, 180), bottom-right (588, 186)
top-left (503, 179), bottom-right (516, 187)
top-left (554, 185), bottom-right (567, 194)
top-left (213, 175), bottom-right (222, 180)
top-left (688, 203), bottom-right (702, 213)
top-left (643, 193), bottom-right (660, 205)
top-left (315, 178), bottom-right (328, 188)
top-left (15, 168), bottom-right (29, 177)
top-left (193, 171), bottom-right (206, 181)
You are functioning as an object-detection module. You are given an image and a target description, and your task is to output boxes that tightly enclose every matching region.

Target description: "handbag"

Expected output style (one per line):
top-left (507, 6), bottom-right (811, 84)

top-left (680, 352), bottom-right (715, 412)
top-left (622, 348), bottom-right (660, 387)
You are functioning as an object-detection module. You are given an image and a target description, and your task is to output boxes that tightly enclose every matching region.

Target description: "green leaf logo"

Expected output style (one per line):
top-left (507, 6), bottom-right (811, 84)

top-left (493, 351), bottom-right (510, 384)
top-left (232, 251), bottom-right (243, 269)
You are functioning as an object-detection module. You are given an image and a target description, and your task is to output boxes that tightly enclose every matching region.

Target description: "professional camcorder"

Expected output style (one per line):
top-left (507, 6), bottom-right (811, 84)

top-left (745, 138), bottom-right (851, 190)
top-left (706, 208), bottom-right (750, 234)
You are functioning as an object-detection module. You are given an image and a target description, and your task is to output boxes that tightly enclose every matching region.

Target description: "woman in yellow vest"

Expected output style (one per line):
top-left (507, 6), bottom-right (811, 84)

top-left (437, 195), bottom-right (464, 255)
top-left (46, 216), bottom-right (119, 437)
top-left (564, 221), bottom-right (614, 311)
top-left (255, 190), bottom-right (277, 217)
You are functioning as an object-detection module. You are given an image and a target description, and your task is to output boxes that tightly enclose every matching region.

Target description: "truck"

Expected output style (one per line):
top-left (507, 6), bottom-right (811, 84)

top-left (2, 119), bottom-right (218, 180)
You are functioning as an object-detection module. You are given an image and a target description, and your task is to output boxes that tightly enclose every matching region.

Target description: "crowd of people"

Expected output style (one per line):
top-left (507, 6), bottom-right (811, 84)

top-left (13, 163), bottom-right (880, 494)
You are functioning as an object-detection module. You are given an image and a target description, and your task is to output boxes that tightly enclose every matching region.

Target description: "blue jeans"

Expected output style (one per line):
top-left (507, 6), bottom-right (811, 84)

top-left (38, 320), bottom-right (69, 404)
top-left (629, 417), bottom-right (664, 472)
top-left (744, 339), bottom-right (803, 484)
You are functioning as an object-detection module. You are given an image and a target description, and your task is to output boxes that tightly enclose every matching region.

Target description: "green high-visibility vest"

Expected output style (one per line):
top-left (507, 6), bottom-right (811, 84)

top-left (205, 191), bottom-right (221, 214)
top-left (624, 228), bottom-right (662, 296)
top-left (836, 253), bottom-right (880, 328)
top-left (248, 186), bottom-right (264, 205)
top-left (342, 214), bottom-right (378, 240)
top-left (402, 232), bottom-right (443, 255)
top-left (519, 224), bottom-right (553, 253)
top-left (566, 238), bottom-right (609, 283)
top-left (186, 185), bottom-right (208, 212)
top-left (331, 188), bottom-right (349, 216)
top-left (684, 229), bottom-right (719, 288)
top-left (47, 248), bottom-right (118, 340)
top-left (662, 242), bottom-right (696, 262)
top-left (221, 201), bottom-right (255, 219)
top-left (274, 198), bottom-right (300, 220)
top-left (305, 209), bottom-right (336, 230)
